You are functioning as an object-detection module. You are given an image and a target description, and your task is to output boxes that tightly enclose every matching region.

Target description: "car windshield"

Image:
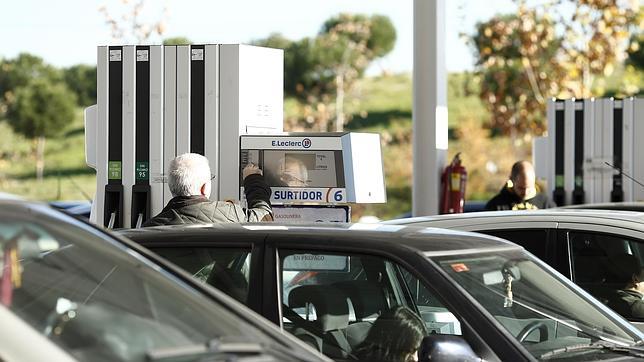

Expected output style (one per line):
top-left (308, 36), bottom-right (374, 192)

top-left (430, 249), bottom-right (643, 359)
top-left (0, 205), bottom-right (275, 362)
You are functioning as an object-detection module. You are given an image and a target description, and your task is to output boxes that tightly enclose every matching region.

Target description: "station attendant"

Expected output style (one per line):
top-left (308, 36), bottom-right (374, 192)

top-left (485, 160), bottom-right (556, 211)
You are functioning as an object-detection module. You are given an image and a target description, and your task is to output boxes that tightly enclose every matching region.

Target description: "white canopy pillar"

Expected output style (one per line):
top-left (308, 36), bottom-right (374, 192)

top-left (413, 0), bottom-right (448, 216)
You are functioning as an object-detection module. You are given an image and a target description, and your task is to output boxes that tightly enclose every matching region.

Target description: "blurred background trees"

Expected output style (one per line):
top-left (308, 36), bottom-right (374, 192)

top-left (0, 2), bottom-right (642, 217)
top-left (471, 0), bottom-right (640, 138)
top-left (0, 54), bottom-right (77, 181)
top-left (254, 13), bottom-right (396, 132)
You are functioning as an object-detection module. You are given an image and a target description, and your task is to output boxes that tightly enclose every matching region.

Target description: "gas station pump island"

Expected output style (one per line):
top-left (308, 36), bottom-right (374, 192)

top-left (85, 44), bottom-right (386, 228)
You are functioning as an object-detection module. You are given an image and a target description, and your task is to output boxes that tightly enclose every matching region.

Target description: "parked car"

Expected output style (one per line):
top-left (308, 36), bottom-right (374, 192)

top-left (0, 198), bottom-right (329, 362)
top-left (49, 200), bottom-right (92, 220)
top-left (121, 223), bottom-right (644, 361)
top-left (559, 202), bottom-right (644, 212)
top-left (384, 209), bottom-right (644, 328)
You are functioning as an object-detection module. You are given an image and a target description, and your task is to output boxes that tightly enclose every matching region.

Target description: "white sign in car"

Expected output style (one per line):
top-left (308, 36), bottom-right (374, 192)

top-left (283, 254), bottom-right (349, 271)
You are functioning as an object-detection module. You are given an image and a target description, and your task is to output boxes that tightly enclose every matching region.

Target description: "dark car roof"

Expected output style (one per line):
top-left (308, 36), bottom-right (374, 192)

top-left (119, 222), bottom-right (522, 255)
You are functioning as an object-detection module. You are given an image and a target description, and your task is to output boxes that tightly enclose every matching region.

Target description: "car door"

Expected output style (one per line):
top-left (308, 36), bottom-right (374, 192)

top-left (558, 223), bottom-right (644, 330)
top-left (266, 239), bottom-right (510, 362)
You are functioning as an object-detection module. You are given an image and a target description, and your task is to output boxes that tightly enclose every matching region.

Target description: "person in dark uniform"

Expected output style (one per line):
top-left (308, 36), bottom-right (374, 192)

top-left (485, 161), bottom-right (556, 211)
top-left (144, 153), bottom-right (272, 226)
top-left (605, 254), bottom-right (644, 320)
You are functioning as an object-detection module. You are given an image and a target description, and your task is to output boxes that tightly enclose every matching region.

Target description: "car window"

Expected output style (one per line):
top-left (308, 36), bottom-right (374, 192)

top-left (153, 247), bottom-right (252, 304)
top-left (482, 229), bottom-right (549, 260)
top-left (399, 268), bottom-right (462, 335)
top-left (433, 250), bottom-right (639, 359)
top-left (278, 250), bottom-right (461, 360)
top-left (568, 231), bottom-right (644, 321)
top-left (0, 210), bottom-right (273, 362)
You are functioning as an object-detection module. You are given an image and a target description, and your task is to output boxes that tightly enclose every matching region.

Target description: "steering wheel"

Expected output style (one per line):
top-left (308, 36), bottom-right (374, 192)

top-left (517, 321), bottom-right (549, 343)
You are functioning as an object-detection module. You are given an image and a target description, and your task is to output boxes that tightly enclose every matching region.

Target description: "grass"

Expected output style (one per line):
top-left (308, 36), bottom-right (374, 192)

top-left (0, 107), bottom-right (96, 202)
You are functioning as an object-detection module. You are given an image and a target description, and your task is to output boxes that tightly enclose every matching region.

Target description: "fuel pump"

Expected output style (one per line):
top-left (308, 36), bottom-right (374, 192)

top-left (440, 153), bottom-right (467, 214)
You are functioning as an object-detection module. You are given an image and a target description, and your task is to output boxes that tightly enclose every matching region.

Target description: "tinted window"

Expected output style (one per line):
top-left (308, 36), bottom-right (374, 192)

top-left (0, 209), bottom-right (271, 362)
top-left (278, 250), bottom-right (461, 360)
top-left (153, 247), bottom-right (252, 304)
top-left (483, 229), bottom-right (549, 260)
top-left (568, 231), bottom-right (644, 321)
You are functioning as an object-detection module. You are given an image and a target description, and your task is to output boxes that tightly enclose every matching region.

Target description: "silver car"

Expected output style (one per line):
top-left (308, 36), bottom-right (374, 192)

top-left (385, 209), bottom-right (644, 329)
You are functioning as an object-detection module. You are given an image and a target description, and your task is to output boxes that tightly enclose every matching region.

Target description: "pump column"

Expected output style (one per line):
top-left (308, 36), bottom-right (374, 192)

top-left (163, 46), bottom-right (177, 205)
top-left (549, 99), bottom-right (566, 206)
top-left (610, 99), bottom-right (624, 202)
top-left (104, 46), bottom-right (124, 228)
top-left (131, 46), bottom-right (152, 228)
top-left (634, 98), bottom-right (644, 201)
top-left (582, 99), bottom-right (595, 203)
top-left (622, 98), bottom-right (634, 202)
top-left (190, 45), bottom-right (205, 156)
top-left (571, 100), bottom-right (585, 204)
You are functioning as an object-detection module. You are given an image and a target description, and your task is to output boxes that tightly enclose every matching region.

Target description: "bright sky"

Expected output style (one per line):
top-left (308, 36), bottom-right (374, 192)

top-left (0, 0), bottom-right (517, 74)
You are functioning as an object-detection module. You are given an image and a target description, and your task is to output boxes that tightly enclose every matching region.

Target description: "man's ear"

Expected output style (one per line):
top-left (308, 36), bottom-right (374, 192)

top-left (200, 183), bottom-right (207, 196)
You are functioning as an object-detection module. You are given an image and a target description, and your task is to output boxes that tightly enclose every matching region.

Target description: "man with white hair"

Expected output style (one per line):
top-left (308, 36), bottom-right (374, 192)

top-left (143, 153), bottom-right (272, 226)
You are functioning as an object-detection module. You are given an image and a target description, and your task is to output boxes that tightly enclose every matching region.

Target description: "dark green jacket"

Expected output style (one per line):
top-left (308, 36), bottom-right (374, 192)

top-left (485, 185), bottom-right (556, 211)
top-left (607, 289), bottom-right (644, 320)
top-left (143, 174), bottom-right (272, 226)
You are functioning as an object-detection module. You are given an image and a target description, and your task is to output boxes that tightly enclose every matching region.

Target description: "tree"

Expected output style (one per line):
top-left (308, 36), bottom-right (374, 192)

top-left (5, 79), bottom-right (77, 181)
top-left (626, 7), bottom-right (644, 71)
top-left (472, 11), bottom-right (564, 135)
top-left (471, 0), bottom-right (639, 136)
top-left (63, 64), bottom-right (97, 107)
top-left (254, 14), bottom-right (396, 131)
top-left (0, 53), bottom-right (61, 117)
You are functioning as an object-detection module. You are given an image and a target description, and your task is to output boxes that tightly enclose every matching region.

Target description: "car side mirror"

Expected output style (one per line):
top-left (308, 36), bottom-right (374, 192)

top-left (418, 334), bottom-right (480, 362)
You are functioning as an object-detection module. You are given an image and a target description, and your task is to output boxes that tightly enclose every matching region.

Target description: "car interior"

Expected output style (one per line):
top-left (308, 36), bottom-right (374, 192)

top-left (1, 223), bottom-right (264, 362)
top-left (569, 231), bottom-right (644, 323)
top-left (278, 251), bottom-right (466, 361)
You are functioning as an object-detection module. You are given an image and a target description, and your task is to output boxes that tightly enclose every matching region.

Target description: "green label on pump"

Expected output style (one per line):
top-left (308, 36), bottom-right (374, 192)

top-left (136, 162), bottom-right (149, 181)
top-left (108, 161), bottom-right (122, 180)
top-left (555, 175), bottom-right (564, 188)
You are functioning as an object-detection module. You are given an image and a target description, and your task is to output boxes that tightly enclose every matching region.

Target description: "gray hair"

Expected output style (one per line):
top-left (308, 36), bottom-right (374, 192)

top-left (168, 153), bottom-right (211, 197)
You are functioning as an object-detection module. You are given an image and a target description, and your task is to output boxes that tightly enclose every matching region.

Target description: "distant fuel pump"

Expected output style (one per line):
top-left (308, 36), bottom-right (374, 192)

top-left (440, 153), bottom-right (467, 214)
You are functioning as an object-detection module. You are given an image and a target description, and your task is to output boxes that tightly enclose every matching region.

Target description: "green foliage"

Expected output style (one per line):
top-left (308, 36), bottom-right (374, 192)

top-left (470, 1), bottom-right (639, 136)
top-left (627, 33), bottom-right (644, 70)
top-left (63, 64), bottom-right (97, 107)
top-left (6, 78), bottom-right (76, 139)
top-left (471, 11), bottom-right (562, 135)
top-left (366, 15), bottom-right (396, 58)
top-left (163, 37), bottom-right (191, 45)
top-left (254, 13), bottom-right (396, 131)
top-left (0, 53), bottom-right (61, 116)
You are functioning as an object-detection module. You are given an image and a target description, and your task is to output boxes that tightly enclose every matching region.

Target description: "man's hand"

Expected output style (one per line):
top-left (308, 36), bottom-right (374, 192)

top-left (243, 163), bottom-right (263, 179)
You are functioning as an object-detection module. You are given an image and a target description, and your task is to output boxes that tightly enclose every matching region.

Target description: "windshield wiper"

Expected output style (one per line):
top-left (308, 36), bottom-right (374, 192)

top-left (146, 337), bottom-right (273, 362)
top-left (540, 341), bottom-right (644, 359)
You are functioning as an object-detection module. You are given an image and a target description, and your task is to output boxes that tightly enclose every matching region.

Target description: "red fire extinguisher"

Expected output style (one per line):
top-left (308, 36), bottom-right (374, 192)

top-left (440, 153), bottom-right (467, 214)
